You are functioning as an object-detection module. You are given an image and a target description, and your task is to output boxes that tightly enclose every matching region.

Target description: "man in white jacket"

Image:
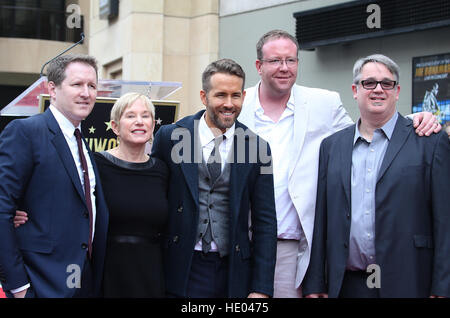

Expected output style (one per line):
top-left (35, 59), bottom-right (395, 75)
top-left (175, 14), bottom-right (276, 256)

top-left (237, 29), bottom-right (440, 297)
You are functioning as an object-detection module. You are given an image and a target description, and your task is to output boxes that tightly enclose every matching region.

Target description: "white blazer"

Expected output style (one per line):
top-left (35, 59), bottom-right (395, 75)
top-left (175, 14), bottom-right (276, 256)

top-left (238, 83), bottom-right (354, 288)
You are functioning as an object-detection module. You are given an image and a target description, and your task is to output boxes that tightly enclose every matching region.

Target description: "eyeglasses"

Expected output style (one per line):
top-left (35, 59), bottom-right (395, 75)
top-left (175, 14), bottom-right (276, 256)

top-left (260, 58), bottom-right (298, 67)
top-left (360, 79), bottom-right (397, 90)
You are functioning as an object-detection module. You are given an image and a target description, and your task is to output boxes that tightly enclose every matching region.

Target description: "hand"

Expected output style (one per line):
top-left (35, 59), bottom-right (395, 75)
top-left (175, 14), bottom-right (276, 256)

top-left (305, 293), bottom-right (328, 298)
top-left (430, 295), bottom-right (446, 298)
top-left (14, 210), bottom-right (28, 228)
top-left (413, 112), bottom-right (441, 136)
top-left (248, 292), bottom-right (269, 298)
top-left (13, 289), bottom-right (28, 298)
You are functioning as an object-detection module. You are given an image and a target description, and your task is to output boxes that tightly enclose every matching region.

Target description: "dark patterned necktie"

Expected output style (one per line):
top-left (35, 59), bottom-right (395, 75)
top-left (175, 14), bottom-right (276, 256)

top-left (202, 135), bottom-right (226, 253)
top-left (206, 136), bottom-right (225, 183)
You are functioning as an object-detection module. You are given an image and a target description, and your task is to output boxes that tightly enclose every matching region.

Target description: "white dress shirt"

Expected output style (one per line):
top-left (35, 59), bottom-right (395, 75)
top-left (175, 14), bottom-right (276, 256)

top-left (49, 105), bottom-right (97, 240)
top-left (194, 113), bottom-right (235, 252)
top-left (253, 91), bottom-right (302, 240)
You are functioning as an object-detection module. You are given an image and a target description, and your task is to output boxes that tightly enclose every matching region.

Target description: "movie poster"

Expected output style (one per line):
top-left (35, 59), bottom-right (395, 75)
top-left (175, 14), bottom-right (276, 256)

top-left (412, 53), bottom-right (450, 125)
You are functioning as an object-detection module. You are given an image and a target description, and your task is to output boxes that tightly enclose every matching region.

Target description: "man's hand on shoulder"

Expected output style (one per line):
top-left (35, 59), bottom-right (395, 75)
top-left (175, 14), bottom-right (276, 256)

top-left (413, 112), bottom-right (441, 136)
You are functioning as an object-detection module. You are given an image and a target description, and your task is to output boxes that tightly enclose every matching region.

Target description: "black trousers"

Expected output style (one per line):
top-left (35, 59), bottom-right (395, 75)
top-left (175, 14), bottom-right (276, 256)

top-left (338, 270), bottom-right (380, 298)
top-left (186, 251), bottom-right (228, 298)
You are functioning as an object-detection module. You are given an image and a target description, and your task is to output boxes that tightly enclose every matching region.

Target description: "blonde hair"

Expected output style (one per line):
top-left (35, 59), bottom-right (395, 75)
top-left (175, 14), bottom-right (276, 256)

top-left (110, 92), bottom-right (156, 142)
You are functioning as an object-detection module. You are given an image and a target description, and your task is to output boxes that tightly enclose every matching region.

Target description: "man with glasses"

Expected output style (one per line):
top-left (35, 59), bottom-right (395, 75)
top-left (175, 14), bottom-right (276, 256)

top-left (302, 54), bottom-right (450, 298)
top-left (237, 30), bottom-right (441, 298)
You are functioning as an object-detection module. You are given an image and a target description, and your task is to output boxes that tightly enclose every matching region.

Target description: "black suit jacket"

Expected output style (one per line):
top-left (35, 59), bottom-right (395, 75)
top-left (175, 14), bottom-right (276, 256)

top-left (303, 114), bottom-right (450, 298)
top-left (152, 110), bottom-right (277, 298)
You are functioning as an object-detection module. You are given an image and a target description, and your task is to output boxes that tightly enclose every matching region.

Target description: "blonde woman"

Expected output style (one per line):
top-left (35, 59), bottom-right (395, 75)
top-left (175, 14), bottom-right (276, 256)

top-left (94, 92), bottom-right (169, 297)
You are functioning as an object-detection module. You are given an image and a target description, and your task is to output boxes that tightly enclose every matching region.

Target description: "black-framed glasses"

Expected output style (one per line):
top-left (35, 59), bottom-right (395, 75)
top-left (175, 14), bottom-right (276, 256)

top-left (260, 58), bottom-right (299, 67)
top-left (360, 79), bottom-right (397, 90)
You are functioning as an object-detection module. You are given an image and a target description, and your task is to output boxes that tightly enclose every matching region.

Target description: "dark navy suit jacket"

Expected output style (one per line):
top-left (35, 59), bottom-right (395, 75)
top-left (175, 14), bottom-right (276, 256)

top-left (0, 109), bottom-right (109, 297)
top-left (152, 110), bottom-right (277, 298)
top-left (303, 114), bottom-right (450, 298)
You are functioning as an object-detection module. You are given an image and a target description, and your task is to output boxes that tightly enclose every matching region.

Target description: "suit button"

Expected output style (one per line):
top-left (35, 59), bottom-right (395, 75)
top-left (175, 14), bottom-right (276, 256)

top-left (173, 235), bottom-right (179, 243)
top-left (208, 204), bottom-right (213, 209)
top-left (235, 244), bottom-right (240, 252)
top-left (344, 243), bottom-right (348, 248)
top-left (177, 206), bottom-right (183, 213)
top-left (81, 243), bottom-right (88, 250)
top-left (203, 219), bottom-right (208, 224)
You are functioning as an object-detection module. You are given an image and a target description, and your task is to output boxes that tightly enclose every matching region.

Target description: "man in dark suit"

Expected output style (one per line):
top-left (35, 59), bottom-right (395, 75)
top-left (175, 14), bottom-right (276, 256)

top-left (0, 54), bottom-right (109, 297)
top-left (303, 54), bottom-right (450, 298)
top-left (152, 58), bottom-right (277, 298)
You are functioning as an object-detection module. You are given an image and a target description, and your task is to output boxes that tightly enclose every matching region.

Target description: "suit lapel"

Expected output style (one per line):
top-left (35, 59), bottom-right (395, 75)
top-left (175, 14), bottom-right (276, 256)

top-left (289, 86), bottom-right (309, 180)
top-left (177, 112), bottom-right (202, 205)
top-left (377, 115), bottom-right (412, 183)
top-left (44, 110), bottom-right (85, 202)
top-left (229, 121), bottom-right (253, 230)
top-left (340, 125), bottom-right (355, 209)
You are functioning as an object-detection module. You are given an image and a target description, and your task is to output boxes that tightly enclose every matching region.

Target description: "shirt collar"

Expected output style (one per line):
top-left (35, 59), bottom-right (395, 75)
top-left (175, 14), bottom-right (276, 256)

top-left (286, 91), bottom-right (295, 111)
top-left (254, 81), bottom-right (295, 115)
top-left (49, 104), bottom-right (81, 138)
top-left (354, 112), bottom-right (398, 145)
top-left (199, 112), bottom-right (235, 148)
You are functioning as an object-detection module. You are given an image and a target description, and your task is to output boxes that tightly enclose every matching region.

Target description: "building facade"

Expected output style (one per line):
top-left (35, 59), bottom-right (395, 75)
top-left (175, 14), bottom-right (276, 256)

top-left (0, 0), bottom-right (219, 119)
top-left (2, 0), bottom-right (450, 122)
top-left (219, 0), bottom-right (450, 121)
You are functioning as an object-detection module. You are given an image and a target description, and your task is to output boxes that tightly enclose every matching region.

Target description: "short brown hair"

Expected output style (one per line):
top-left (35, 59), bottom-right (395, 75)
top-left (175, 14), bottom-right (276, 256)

top-left (47, 54), bottom-right (98, 86)
top-left (256, 30), bottom-right (299, 61)
top-left (202, 58), bottom-right (246, 93)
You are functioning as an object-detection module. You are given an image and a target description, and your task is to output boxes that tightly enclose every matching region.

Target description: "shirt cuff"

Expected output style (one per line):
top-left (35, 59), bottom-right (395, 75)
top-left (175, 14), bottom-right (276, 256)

top-left (10, 284), bottom-right (30, 294)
